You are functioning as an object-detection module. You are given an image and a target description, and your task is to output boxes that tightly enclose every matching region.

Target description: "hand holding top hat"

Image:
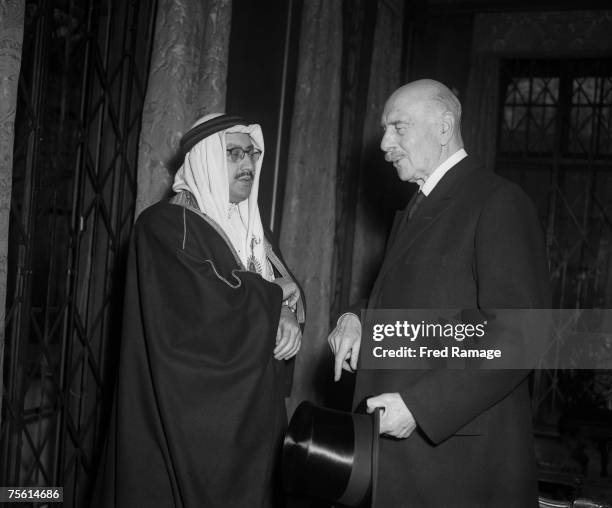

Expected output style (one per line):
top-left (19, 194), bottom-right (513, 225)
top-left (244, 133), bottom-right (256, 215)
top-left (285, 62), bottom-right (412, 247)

top-left (366, 393), bottom-right (417, 439)
top-left (328, 314), bottom-right (417, 439)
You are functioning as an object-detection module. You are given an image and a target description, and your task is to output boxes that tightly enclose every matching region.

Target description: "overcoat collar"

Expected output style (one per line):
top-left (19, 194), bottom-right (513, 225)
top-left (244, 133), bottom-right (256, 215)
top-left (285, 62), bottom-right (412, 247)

top-left (373, 157), bottom-right (479, 293)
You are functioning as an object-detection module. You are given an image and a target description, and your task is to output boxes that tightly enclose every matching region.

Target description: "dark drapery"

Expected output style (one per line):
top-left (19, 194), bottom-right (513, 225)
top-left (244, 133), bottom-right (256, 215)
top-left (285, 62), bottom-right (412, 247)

top-left (349, 0), bottom-right (405, 305)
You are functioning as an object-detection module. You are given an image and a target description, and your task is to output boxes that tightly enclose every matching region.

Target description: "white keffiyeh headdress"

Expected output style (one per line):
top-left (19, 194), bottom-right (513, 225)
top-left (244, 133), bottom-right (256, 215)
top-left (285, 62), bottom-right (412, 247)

top-left (172, 113), bottom-right (273, 281)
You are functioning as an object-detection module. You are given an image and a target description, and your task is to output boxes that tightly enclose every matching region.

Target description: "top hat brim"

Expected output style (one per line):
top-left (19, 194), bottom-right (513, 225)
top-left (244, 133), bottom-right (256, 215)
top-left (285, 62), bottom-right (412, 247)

top-left (345, 407), bottom-right (380, 508)
top-left (283, 402), bottom-right (380, 508)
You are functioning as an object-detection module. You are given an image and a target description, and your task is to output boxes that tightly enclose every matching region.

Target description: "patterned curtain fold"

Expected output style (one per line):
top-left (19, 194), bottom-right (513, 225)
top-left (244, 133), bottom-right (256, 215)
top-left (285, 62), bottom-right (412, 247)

top-left (136, 0), bottom-right (232, 216)
top-left (0, 0), bottom-right (25, 429)
top-left (280, 0), bottom-right (343, 412)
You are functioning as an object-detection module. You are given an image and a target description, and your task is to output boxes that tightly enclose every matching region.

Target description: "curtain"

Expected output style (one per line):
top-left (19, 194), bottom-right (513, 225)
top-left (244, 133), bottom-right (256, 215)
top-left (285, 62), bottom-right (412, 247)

top-left (350, 0), bottom-right (405, 304)
top-left (0, 0), bottom-right (25, 428)
top-left (135, 0), bottom-right (232, 216)
top-left (463, 53), bottom-right (500, 170)
top-left (280, 0), bottom-right (343, 413)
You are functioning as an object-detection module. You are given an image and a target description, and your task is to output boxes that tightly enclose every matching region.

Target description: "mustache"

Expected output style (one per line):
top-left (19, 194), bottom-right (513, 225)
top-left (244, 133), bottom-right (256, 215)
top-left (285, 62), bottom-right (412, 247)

top-left (384, 151), bottom-right (403, 162)
top-left (235, 169), bottom-right (255, 179)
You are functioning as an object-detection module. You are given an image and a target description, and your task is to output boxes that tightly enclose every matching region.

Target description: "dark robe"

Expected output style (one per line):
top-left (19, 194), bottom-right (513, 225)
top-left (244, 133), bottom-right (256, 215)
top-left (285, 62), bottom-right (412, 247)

top-left (91, 200), bottom-right (301, 508)
top-left (354, 158), bottom-right (551, 507)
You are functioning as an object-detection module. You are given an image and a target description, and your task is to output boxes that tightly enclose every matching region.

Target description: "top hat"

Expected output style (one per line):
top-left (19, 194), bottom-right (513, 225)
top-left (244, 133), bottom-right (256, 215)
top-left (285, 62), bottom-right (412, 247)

top-left (282, 401), bottom-right (380, 508)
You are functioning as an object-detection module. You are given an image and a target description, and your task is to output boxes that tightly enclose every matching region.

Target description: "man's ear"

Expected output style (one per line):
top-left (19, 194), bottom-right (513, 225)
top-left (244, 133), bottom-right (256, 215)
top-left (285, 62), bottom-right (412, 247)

top-left (440, 111), bottom-right (455, 146)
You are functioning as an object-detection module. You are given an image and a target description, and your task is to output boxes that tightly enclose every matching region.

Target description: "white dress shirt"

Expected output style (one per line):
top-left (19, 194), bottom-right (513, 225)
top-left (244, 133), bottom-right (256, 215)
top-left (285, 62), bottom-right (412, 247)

top-left (420, 148), bottom-right (468, 196)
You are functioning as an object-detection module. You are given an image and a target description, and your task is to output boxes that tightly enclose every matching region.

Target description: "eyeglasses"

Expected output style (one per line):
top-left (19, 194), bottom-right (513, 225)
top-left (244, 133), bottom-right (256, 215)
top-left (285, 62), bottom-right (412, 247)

top-left (226, 147), bottom-right (262, 162)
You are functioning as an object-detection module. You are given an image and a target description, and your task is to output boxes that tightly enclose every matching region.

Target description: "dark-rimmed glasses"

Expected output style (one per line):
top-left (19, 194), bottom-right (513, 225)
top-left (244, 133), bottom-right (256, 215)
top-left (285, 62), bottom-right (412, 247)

top-left (226, 147), bottom-right (262, 162)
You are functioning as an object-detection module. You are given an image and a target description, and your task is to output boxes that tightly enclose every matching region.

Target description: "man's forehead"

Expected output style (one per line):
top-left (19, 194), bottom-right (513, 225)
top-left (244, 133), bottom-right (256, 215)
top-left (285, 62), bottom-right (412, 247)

top-left (381, 94), bottom-right (432, 126)
top-left (225, 132), bottom-right (252, 146)
top-left (381, 103), bottom-right (414, 126)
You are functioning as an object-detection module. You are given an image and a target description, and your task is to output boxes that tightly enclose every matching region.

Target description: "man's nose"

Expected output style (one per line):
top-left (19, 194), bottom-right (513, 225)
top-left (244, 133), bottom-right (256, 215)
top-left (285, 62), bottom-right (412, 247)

top-left (239, 155), bottom-right (255, 171)
top-left (380, 130), bottom-right (393, 152)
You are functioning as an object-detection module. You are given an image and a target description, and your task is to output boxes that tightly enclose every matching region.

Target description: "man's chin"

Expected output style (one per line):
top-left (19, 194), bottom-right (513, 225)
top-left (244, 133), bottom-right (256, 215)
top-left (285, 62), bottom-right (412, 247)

top-left (394, 163), bottom-right (415, 182)
top-left (230, 195), bottom-right (251, 204)
top-left (229, 182), bottom-right (253, 203)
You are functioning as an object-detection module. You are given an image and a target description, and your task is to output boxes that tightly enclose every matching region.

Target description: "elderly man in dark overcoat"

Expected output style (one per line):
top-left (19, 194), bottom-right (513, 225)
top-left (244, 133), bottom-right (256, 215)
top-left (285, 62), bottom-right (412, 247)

top-left (329, 79), bottom-right (550, 507)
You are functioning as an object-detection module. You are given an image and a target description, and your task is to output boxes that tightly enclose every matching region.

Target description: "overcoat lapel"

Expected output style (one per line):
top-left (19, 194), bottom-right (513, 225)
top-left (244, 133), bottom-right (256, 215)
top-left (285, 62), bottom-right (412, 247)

top-left (371, 158), bottom-right (478, 302)
top-left (385, 209), bottom-right (407, 254)
top-left (383, 186), bottom-right (423, 259)
top-left (381, 194), bottom-right (453, 277)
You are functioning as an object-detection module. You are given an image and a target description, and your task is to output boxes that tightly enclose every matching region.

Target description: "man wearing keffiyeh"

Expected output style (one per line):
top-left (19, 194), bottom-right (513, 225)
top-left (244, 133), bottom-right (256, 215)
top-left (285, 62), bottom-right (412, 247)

top-left (91, 114), bottom-right (305, 508)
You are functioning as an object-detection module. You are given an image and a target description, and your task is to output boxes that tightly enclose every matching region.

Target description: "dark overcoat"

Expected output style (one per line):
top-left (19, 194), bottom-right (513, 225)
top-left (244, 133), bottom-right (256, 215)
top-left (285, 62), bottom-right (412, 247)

top-left (353, 157), bottom-right (551, 507)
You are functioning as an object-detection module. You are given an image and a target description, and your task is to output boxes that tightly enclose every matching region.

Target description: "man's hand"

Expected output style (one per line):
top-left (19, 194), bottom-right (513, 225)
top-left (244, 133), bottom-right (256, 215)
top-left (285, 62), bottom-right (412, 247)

top-left (272, 277), bottom-right (300, 308)
top-left (367, 393), bottom-right (416, 439)
top-left (328, 313), bottom-right (361, 382)
top-left (274, 307), bottom-right (301, 360)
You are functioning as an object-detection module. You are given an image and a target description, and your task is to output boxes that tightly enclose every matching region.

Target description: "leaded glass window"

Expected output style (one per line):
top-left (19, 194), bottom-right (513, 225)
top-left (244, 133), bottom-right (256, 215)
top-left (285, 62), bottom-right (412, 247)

top-left (498, 59), bottom-right (612, 159)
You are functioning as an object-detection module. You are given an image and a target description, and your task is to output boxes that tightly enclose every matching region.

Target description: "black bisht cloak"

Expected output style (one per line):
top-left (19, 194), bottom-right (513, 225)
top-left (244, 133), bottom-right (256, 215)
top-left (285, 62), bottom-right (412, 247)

top-left (91, 200), bottom-right (301, 508)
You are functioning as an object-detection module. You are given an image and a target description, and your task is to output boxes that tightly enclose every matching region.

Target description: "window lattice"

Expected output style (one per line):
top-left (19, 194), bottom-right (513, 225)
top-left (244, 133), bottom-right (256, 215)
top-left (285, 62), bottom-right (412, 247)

top-left (569, 76), bottom-right (612, 156)
top-left (1, 1), bottom-right (157, 506)
top-left (499, 59), bottom-right (612, 159)
top-left (496, 58), bottom-right (612, 425)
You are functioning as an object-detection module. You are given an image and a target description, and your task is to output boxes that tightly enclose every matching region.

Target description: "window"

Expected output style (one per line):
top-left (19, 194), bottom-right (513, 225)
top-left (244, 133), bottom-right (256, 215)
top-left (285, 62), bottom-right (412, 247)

top-left (498, 59), bottom-right (612, 159)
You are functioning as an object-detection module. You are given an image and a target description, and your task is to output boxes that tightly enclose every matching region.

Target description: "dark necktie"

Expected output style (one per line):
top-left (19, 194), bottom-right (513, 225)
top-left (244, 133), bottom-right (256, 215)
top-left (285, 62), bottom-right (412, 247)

top-left (407, 191), bottom-right (424, 220)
